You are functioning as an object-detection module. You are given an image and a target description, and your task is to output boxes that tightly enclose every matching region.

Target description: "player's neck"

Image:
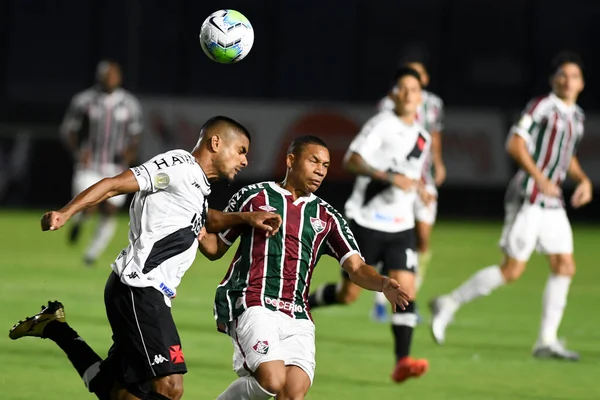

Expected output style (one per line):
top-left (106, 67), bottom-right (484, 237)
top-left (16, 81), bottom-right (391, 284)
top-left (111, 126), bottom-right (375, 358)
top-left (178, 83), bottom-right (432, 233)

top-left (278, 179), bottom-right (309, 201)
top-left (193, 152), bottom-right (219, 181)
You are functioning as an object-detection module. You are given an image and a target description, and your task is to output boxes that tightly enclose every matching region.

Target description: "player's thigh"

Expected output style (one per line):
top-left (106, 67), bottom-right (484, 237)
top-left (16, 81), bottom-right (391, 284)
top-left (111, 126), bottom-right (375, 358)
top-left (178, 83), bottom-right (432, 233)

top-left (342, 221), bottom-right (386, 280)
top-left (538, 208), bottom-right (574, 258)
top-left (499, 202), bottom-right (541, 262)
top-left (279, 318), bottom-right (316, 386)
top-left (103, 272), bottom-right (187, 399)
top-left (383, 229), bottom-right (418, 298)
top-left (278, 366), bottom-right (312, 400)
top-left (414, 195), bottom-right (437, 227)
top-left (231, 307), bottom-right (284, 377)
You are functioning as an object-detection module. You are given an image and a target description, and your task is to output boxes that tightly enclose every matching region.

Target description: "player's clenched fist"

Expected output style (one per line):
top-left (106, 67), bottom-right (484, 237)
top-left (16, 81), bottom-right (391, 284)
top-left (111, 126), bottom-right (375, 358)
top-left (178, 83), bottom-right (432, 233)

top-left (41, 211), bottom-right (68, 231)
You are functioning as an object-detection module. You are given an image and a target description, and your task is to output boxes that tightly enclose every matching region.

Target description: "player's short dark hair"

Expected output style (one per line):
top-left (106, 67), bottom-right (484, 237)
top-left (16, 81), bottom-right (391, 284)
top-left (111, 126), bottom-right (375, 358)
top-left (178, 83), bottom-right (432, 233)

top-left (201, 115), bottom-right (251, 143)
top-left (550, 51), bottom-right (584, 77)
top-left (393, 66), bottom-right (422, 88)
top-left (287, 135), bottom-right (328, 157)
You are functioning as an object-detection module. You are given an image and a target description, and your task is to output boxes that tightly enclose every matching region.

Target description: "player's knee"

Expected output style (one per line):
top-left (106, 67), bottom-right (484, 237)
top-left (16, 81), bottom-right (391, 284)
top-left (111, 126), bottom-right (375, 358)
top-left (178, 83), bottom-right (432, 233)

top-left (256, 369), bottom-right (286, 395)
top-left (336, 284), bottom-right (360, 305)
top-left (550, 255), bottom-right (576, 277)
top-left (500, 259), bottom-right (526, 283)
top-left (152, 374), bottom-right (184, 400)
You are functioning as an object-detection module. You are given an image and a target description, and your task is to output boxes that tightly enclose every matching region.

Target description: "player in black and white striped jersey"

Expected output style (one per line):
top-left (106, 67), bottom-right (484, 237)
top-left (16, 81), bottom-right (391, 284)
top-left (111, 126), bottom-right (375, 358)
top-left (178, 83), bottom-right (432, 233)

top-left (60, 60), bottom-right (143, 266)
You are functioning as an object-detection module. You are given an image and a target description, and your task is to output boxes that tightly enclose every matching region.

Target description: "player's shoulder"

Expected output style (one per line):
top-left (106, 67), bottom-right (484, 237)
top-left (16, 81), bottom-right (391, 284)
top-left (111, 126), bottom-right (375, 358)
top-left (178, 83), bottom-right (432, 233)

top-left (376, 96), bottom-right (394, 112)
top-left (119, 88), bottom-right (141, 104)
top-left (147, 149), bottom-right (198, 171)
top-left (524, 93), bottom-right (554, 115)
top-left (316, 197), bottom-right (346, 223)
top-left (574, 104), bottom-right (585, 121)
top-left (225, 182), bottom-right (268, 210)
top-left (423, 90), bottom-right (444, 107)
top-left (71, 87), bottom-right (97, 105)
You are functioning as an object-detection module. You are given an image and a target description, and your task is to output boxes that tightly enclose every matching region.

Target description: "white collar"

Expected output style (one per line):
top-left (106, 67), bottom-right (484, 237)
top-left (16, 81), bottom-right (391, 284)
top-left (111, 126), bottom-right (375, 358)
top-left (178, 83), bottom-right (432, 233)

top-left (267, 181), bottom-right (316, 205)
top-left (549, 92), bottom-right (576, 115)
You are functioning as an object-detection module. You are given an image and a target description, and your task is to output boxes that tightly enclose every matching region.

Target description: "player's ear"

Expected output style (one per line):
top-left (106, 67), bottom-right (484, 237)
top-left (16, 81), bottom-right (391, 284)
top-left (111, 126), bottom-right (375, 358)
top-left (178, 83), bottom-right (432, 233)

top-left (209, 135), bottom-right (220, 152)
top-left (286, 153), bottom-right (294, 169)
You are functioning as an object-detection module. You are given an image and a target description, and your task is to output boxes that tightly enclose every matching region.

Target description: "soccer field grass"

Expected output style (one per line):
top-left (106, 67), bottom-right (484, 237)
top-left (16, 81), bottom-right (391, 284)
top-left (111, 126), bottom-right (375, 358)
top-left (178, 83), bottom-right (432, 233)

top-left (1, 210), bottom-right (598, 399)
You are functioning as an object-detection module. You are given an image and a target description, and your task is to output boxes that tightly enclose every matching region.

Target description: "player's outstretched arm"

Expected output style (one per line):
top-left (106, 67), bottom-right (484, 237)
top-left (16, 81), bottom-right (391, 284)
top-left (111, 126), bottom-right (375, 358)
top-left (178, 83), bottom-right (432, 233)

top-left (206, 209), bottom-right (282, 237)
top-left (341, 254), bottom-right (410, 311)
top-left (344, 152), bottom-right (416, 191)
top-left (506, 134), bottom-right (561, 198)
top-left (197, 231), bottom-right (231, 261)
top-left (41, 170), bottom-right (140, 232)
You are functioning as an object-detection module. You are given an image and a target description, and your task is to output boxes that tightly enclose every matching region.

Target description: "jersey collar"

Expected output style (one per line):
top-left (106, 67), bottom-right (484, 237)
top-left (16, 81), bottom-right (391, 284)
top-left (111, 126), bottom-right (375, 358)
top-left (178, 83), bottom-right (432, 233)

top-left (268, 181), bottom-right (317, 205)
top-left (549, 92), bottom-right (577, 115)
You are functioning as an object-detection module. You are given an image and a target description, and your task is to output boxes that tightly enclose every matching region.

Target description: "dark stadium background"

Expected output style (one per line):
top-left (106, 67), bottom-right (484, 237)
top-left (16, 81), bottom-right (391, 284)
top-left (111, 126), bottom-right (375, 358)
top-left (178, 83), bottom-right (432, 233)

top-left (1, 0), bottom-right (598, 221)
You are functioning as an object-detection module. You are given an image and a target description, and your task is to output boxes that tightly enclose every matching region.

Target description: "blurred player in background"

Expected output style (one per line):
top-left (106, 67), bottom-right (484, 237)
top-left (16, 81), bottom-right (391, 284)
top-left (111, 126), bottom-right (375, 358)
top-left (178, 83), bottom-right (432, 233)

top-left (372, 60), bottom-right (446, 322)
top-left (9, 116), bottom-right (283, 400)
top-left (198, 135), bottom-right (410, 400)
top-left (308, 68), bottom-right (433, 382)
top-left (430, 51), bottom-right (592, 360)
top-left (60, 60), bottom-right (143, 266)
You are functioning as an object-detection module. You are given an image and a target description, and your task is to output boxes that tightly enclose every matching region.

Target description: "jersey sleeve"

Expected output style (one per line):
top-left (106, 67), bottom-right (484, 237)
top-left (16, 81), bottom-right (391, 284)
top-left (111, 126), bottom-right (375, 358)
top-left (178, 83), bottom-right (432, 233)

top-left (127, 96), bottom-right (144, 136)
top-left (59, 93), bottom-right (88, 140)
top-left (346, 115), bottom-right (387, 166)
top-left (218, 186), bottom-right (263, 246)
top-left (130, 151), bottom-right (196, 194)
top-left (324, 206), bottom-right (363, 265)
top-left (510, 97), bottom-right (549, 143)
top-left (433, 99), bottom-right (444, 133)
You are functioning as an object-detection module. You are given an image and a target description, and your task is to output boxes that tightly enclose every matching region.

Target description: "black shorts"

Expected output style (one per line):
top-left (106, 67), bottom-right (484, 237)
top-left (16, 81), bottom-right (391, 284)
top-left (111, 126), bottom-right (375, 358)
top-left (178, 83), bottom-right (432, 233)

top-left (342, 221), bottom-right (417, 279)
top-left (101, 272), bottom-right (187, 398)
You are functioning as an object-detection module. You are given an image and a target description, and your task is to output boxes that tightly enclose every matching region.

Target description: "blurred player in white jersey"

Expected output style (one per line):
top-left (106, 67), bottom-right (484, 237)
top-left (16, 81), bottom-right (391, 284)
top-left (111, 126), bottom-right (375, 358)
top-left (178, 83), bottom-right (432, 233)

top-left (430, 51), bottom-right (592, 360)
top-left (60, 60), bottom-right (143, 266)
top-left (372, 60), bottom-right (446, 321)
top-left (309, 67), bottom-right (433, 382)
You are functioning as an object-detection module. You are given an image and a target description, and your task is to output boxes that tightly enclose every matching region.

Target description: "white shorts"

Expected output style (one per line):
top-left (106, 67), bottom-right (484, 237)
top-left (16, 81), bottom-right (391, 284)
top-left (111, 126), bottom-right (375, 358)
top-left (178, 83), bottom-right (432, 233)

top-left (230, 306), bottom-right (316, 384)
top-left (72, 164), bottom-right (127, 208)
top-left (499, 202), bottom-right (573, 262)
top-left (414, 191), bottom-right (437, 225)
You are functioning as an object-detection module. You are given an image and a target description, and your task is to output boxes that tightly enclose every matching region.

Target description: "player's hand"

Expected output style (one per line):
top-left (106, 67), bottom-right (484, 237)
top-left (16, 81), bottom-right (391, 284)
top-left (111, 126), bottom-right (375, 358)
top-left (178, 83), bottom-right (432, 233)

top-left (417, 184), bottom-right (436, 206)
top-left (197, 227), bottom-right (207, 242)
top-left (244, 212), bottom-right (283, 237)
top-left (571, 179), bottom-right (592, 209)
top-left (41, 211), bottom-right (69, 231)
top-left (434, 163), bottom-right (447, 186)
top-left (389, 173), bottom-right (417, 191)
top-left (536, 177), bottom-right (562, 198)
top-left (382, 277), bottom-right (410, 312)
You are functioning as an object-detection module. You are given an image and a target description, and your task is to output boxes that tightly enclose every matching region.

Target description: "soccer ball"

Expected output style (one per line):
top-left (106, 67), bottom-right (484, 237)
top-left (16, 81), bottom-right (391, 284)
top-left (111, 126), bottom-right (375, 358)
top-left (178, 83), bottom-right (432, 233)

top-left (199, 9), bottom-right (254, 64)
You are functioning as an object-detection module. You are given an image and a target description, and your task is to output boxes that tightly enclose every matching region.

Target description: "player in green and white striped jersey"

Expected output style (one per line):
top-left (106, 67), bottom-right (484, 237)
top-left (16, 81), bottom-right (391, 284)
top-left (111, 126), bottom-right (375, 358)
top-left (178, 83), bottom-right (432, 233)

top-left (430, 51), bottom-right (593, 361)
top-left (198, 136), bottom-right (411, 400)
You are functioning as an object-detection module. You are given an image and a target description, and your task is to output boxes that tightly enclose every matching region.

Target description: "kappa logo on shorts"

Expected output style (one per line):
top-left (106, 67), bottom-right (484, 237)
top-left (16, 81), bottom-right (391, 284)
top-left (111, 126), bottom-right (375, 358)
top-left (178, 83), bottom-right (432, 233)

top-left (169, 345), bottom-right (185, 364)
top-left (309, 217), bottom-right (326, 234)
top-left (151, 354), bottom-right (169, 365)
top-left (252, 340), bottom-right (270, 355)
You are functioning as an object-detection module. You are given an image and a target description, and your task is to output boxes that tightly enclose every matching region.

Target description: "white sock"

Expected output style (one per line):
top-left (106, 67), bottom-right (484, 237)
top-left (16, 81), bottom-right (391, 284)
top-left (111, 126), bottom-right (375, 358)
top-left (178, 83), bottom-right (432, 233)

top-left (374, 290), bottom-right (387, 306)
top-left (450, 265), bottom-right (505, 306)
top-left (216, 376), bottom-right (276, 400)
top-left (84, 216), bottom-right (117, 261)
top-left (538, 274), bottom-right (572, 345)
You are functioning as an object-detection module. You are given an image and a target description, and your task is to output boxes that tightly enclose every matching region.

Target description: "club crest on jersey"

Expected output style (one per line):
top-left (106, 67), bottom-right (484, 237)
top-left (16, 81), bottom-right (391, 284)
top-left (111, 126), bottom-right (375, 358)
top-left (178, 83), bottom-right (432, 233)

top-left (259, 205), bottom-right (277, 212)
top-left (154, 172), bottom-right (170, 189)
top-left (252, 340), bottom-right (269, 355)
top-left (310, 217), bottom-right (326, 233)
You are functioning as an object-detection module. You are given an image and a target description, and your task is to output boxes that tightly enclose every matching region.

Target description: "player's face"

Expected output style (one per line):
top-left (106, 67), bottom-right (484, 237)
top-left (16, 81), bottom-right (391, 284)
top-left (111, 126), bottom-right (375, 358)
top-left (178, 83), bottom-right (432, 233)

top-left (215, 132), bottom-right (250, 181)
top-left (289, 144), bottom-right (330, 194)
top-left (406, 62), bottom-right (429, 87)
top-left (102, 64), bottom-right (122, 92)
top-left (392, 75), bottom-right (422, 117)
top-left (552, 63), bottom-right (584, 104)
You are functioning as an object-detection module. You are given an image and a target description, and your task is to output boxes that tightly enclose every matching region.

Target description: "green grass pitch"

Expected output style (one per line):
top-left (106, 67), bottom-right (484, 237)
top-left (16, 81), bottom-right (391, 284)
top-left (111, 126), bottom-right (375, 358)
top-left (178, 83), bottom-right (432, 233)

top-left (1, 210), bottom-right (598, 399)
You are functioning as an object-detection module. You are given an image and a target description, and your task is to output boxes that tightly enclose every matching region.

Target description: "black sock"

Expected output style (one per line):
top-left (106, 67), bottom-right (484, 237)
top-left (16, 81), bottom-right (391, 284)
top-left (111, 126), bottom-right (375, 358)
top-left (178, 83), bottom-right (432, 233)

top-left (44, 321), bottom-right (102, 377)
top-left (392, 301), bottom-right (416, 361)
top-left (308, 283), bottom-right (339, 309)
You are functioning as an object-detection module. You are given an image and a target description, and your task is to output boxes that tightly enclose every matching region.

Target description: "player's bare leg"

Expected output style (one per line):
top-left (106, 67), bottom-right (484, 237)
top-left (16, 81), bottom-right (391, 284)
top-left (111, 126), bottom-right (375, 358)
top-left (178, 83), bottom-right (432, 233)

top-left (389, 270), bottom-right (428, 383)
top-left (532, 253), bottom-right (579, 361)
top-left (429, 255), bottom-right (518, 344)
top-left (217, 360), bottom-right (283, 399)
top-left (276, 366), bottom-right (311, 400)
top-left (415, 220), bottom-right (433, 291)
top-left (84, 201), bottom-right (119, 266)
top-left (308, 274), bottom-right (362, 309)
